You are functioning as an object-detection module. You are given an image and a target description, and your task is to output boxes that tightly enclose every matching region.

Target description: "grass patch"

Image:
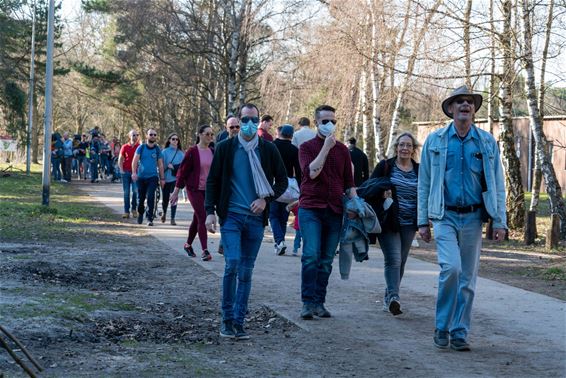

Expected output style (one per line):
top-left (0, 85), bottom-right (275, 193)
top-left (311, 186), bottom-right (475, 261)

top-left (542, 267), bottom-right (566, 280)
top-left (0, 163), bottom-right (118, 242)
top-left (0, 291), bottom-right (136, 320)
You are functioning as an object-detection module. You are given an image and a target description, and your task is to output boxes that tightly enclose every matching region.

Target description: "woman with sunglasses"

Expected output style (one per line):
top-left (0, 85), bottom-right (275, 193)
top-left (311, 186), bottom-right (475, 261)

top-left (170, 125), bottom-right (215, 261)
top-left (369, 132), bottom-right (419, 316)
top-left (161, 133), bottom-right (184, 225)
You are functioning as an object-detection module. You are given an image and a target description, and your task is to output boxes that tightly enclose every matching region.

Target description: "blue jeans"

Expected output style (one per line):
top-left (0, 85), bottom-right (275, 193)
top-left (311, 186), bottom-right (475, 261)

top-left (137, 176), bottom-right (158, 221)
top-left (433, 210), bottom-right (482, 340)
top-left (52, 157), bottom-right (61, 180)
top-left (293, 228), bottom-right (302, 252)
top-left (299, 207), bottom-right (342, 305)
top-left (269, 201), bottom-right (289, 244)
top-left (220, 212), bottom-right (265, 325)
top-left (377, 226), bottom-right (416, 304)
top-left (121, 172), bottom-right (138, 213)
top-left (90, 154), bottom-right (99, 181)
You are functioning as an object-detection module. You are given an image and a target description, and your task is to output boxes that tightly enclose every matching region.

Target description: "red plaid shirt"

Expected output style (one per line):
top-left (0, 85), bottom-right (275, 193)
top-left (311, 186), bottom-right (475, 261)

top-left (299, 136), bottom-right (355, 214)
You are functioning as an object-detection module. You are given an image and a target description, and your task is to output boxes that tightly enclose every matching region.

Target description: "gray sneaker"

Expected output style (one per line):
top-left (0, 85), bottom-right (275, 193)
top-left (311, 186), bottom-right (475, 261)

top-left (233, 323), bottom-right (250, 340)
top-left (301, 303), bottom-right (314, 320)
top-left (312, 303), bottom-right (331, 318)
top-left (450, 338), bottom-right (471, 351)
top-left (433, 329), bottom-right (449, 349)
top-left (220, 320), bottom-right (235, 338)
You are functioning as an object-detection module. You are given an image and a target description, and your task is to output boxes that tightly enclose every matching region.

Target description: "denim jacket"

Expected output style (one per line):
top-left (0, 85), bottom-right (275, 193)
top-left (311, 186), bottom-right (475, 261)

top-left (417, 123), bottom-right (507, 230)
top-left (339, 197), bottom-right (380, 279)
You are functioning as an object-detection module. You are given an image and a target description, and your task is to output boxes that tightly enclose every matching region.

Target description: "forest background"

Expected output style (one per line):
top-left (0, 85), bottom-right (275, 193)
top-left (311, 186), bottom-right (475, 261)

top-left (2, 0), bottom-right (566, 237)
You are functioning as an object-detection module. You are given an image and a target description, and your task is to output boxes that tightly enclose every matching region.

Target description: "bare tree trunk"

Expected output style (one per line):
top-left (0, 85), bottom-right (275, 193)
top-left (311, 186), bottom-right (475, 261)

top-left (529, 0), bottom-right (554, 212)
top-left (353, 72), bottom-right (364, 139)
top-left (386, 0), bottom-right (443, 157)
top-left (360, 68), bottom-right (369, 152)
top-left (32, 94), bottom-right (40, 164)
top-left (226, 0), bottom-right (245, 115)
top-left (463, 0), bottom-right (473, 89)
top-left (368, 0), bottom-right (382, 162)
top-left (487, 0), bottom-right (496, 135)
top-left (521, 0), bottom-right (566, 238)
top-left (499, 0), bottom-right (525, 230)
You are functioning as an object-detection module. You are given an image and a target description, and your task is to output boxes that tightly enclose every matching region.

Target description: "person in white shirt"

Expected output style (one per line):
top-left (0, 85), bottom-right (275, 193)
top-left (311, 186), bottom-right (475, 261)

top-left (291, 117), bottom-right (316, 148)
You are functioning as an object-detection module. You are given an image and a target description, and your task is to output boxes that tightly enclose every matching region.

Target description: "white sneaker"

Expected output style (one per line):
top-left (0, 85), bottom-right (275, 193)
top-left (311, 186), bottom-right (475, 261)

top-left (275, 241), bottom-right (287, 256)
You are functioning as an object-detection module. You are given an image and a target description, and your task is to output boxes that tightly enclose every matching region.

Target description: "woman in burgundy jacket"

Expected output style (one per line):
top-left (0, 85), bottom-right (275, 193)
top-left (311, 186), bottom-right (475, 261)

top-left (170, 125), bottom-right (215, 261)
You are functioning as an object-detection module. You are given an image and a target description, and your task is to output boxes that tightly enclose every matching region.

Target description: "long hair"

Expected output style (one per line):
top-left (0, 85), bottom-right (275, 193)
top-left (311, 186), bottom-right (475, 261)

top-left (195, 124), bottom-right (212, 145)
top-left (164, 133), bottom-right (182, 150)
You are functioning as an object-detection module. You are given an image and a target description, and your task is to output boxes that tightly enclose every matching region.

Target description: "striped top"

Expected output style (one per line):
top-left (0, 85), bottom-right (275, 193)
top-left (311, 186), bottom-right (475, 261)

top-left (390, 164), bottom-right (418, 226)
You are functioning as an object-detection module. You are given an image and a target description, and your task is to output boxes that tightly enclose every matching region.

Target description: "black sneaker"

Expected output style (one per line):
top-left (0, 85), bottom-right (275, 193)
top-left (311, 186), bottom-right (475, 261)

top-left (147, 220), bottom-right (154, 226)
top-left (450, 338), bottom-right (471, 351)
top-left (184, 243), bottom-right (196, 257)
top-left (220, 320), bottom-right (235, 338)
top-left (388, 299), bottom-right (403, 316)
top-left (217, 245), bottom-right (224, 255)
top-left (433, 329), bottom-right (449, 349)
top-left (312, 303), bottom-right (331, 318)
top-left (201, 250), bottom-right (212, 261)
top-left (233, 323), bottom-right (250, 340)
top-left (137, 212), bottom-right (143, 224)
top-left (300, 303), bottom-right (314, 320)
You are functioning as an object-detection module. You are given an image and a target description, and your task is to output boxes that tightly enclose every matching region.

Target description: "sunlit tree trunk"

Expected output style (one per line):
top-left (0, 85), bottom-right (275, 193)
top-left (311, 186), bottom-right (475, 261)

top-left (529, 0), bottom-right (554, 213)
top-left (499, 0), bottom-right (525, 230)
top-left (463, 0), bottom-right (473, 89)
top-left (521, 0), bottom-right (566, 238)
top-left (368, 0), bottom-right (382, 162)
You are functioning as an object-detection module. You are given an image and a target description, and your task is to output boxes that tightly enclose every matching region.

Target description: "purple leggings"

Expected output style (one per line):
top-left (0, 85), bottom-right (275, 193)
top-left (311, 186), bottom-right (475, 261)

top-left (187, 190), bottom-right (207, 250)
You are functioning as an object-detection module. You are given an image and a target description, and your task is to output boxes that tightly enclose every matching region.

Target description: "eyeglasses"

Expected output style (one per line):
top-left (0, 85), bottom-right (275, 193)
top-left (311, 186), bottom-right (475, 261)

top-left (241, 116), bottom-right (260, 124)
top-left (455, 98), bottom-right (474, 105)
top-left (170, 137), bottom-right (178, 141)
top-left (149, 133), bottom-right (157, 136)
top-left (398, 143), bottom-right (414, 149)
top-left (320, 119), bottom-right (337, 125)
top-left (229, 125), bottom-right (240, 130)
top-left (203, 132), bottom-right (214, 137)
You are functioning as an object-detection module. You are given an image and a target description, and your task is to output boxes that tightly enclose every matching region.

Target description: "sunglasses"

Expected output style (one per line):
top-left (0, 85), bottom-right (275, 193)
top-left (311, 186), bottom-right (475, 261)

top-left (241, 116), bottom-right (260, 124)
top-left (132, 134), bottom-right (139, 136)
top-left (170, 137), bottom-right (178, 141)
top-left (455, 98), bottom-right (474, 105)
top-left (229, 125), bottom-right (240, 130)
top-left (149, 133), bottom-right (157, 136)
top-left (320, 119), bottom-right (337, 125)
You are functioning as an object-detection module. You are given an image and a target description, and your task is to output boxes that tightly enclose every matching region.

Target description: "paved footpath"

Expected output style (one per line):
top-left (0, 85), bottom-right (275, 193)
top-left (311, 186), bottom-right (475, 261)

top-left (83, 182), bottom-right (565, 377)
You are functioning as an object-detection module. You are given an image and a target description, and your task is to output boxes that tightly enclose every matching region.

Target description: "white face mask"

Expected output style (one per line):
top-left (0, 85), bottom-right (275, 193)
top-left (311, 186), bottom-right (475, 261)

top-left (318, 121), bottom-right (336, 137)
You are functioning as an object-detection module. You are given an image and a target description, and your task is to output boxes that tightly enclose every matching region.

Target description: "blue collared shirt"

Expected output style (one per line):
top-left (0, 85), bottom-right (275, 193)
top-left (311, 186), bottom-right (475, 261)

top-left (444, 124), bottom-right (484, 207)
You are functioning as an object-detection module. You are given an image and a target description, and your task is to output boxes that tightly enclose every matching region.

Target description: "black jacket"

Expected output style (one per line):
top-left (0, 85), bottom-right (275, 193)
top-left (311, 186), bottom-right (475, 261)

top-left (205, 136), bottom-right (288, 226)
top-left (368, 157), bottom-right (419, 232)
top-left (349, 146), bottom-right (369, 187)
top-left (273, 139), bottom-right (301, 181)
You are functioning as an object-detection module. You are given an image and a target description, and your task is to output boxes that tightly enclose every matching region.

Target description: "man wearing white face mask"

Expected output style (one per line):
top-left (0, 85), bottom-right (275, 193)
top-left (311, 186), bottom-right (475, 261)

top-left (205, 103), bottom-right (288, 340)
top-left (298, 104), bottom-right (358, 319)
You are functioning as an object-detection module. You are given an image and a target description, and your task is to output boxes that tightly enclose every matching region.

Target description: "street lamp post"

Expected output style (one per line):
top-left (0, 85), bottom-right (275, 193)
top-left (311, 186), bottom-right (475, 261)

top-left (41, 0), bottom-right (55, 205)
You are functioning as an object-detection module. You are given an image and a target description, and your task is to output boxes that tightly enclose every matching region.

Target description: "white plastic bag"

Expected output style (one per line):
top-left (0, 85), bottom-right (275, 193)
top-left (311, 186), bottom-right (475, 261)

top-left (275, 177), bottom-right (300, 203)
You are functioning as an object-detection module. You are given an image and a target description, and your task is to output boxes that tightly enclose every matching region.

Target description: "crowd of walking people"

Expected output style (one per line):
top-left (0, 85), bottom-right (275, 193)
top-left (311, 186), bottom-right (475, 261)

top-left (64, 85), bottom-right (508, 350)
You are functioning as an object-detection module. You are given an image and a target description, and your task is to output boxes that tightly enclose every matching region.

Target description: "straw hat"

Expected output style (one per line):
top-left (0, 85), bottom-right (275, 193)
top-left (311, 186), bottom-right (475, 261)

top-left (442, 85), bottom-right (483, 119)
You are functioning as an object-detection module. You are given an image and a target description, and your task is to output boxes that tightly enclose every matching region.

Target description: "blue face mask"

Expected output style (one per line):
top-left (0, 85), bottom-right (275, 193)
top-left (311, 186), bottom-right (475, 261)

top-left (241, 120), bottom-right (259, 137)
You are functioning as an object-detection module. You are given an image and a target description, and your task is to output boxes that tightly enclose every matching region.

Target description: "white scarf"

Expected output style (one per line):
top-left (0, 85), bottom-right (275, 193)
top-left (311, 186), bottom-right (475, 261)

top-left (238, 133), bottom-right (274, 199)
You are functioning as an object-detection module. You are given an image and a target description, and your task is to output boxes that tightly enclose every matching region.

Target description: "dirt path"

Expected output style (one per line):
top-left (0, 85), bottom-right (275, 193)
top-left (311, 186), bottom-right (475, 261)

top-left (1, 181), bottom-right (565, 377)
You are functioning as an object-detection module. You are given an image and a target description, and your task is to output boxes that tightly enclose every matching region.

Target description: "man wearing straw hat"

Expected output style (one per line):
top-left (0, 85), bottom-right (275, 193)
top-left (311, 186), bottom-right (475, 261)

top-left (418, 85), bottom-right (507, 351)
